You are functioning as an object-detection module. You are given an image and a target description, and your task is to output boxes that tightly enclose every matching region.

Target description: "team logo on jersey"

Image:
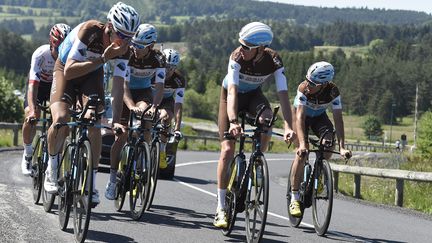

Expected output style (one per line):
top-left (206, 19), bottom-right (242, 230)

top-left (177, 90), bottom-right (184, 97)
top-left (273, 57), bottom-right (282, 67)
top-left (157, 72), bottom-right (165, 79)
top-left (333, 100), bottom-right (340, 106)
top-left (230, 62), bottom-right (240, 70)
top-left (117, 62), bottom-right (126, 71)
top-left (299, 96), bottom-right (306, 102)
top-left (78, 48), bottom-right (87, 57)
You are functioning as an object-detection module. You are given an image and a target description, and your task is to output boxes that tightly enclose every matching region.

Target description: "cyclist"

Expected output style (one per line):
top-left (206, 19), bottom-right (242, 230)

top-left (288, 61), bottom-right (352, 217)
top-left (156, 48), bottom-right (186, 169)
top-left (214, 22), bottom-right (295, 228)
top-left (105, 23), bottom-right (165, 200)
top-left (44, 2), bottom-right (140, 206)
top-left (21, 23), bottom-right (71, 176)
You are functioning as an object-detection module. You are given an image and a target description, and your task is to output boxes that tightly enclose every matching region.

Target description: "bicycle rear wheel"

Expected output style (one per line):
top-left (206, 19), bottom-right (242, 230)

top-left (31, 135), bottom-right (43, 204)
top-left (72, 140), bottom-right (93, 243)
top-left (129, 142), bottom-right (151, 220)
top-left (58, 139), bottom-right (73, 230)
top-left (221, 155), bottom-right (242, 236)
top-left (146, 140), bottom-right (160, 210)
top-left (245, 156), bottom-right (269, 243)
top-left (286, 162), bottom-right (304, 227)
top-left (115, 145), bottom-right (132, 211)
top-left (42, 141), bottom-right (55, 212)
top-left (312, 159), bottom-right (333, 236)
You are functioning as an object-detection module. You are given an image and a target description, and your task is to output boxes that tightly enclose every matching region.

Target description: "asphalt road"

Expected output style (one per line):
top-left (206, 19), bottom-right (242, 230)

top-left (1, 149), bottom-right (431, 242)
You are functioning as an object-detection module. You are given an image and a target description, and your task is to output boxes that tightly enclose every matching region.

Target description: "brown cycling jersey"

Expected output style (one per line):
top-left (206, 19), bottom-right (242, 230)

top-left (127, 49), bottom-right (166, 89)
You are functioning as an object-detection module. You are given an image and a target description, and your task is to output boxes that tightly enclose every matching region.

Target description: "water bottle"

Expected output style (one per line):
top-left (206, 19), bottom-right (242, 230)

top-left (303, 163), bottom-right (311, 183)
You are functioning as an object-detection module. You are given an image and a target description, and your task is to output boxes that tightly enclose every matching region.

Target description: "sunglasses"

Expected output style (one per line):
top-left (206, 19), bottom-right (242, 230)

top-left (307, 79), bottom-right (327, 87)
top-left (240, 43), bottom-right (259, 51)
top-left (132, 42), bottom-right (153, 49)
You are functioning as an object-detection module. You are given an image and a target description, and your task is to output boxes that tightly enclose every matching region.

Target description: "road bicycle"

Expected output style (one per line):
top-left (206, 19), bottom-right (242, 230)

top-left (56, 96), bottom-right (110, 243)
top-left (222, 105), bottom-right (281, 243)
top-left (286, 129), bottom-right (344, 236)
top-left (114, 106), bottom-right (152, 220)
top-left (30, 101), bottom-right (55, 212)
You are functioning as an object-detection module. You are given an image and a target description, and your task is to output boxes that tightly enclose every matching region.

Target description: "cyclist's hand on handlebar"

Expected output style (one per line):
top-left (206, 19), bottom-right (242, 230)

top-left (296, 145), bottom-right (308, 158)
top-left (112, 122), bottom-right (126, 135)
top-left (174, 130), bottom-right (183, 140)
top-left (284, 128), bottom-right (296, 143)
top-left (130, 106), bottom-right (143, 116)
top-left (340, 148), bottom-right (352, 160)
top-left (228, 122), bottom-right (242, 138)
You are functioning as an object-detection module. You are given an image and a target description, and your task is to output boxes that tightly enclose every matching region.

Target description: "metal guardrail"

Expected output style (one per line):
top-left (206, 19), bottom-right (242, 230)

top-left (331, 163), bottom-right (432, 207)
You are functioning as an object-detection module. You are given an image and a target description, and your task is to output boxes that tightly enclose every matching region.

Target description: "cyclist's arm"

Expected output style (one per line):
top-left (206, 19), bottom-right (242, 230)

top-left (27, 81), bottom-right (39, 114)
top-left (122, 80), bottom-right (135, 110)
top-left (274, 67), bottom-right (293, 131)
top-left (174, 87), bottom-right (185, 131)
top-left (226, 59), bottom-right (240, 121)
top-left (152, 67), bottom-right (166, 107)
top-left (296, 105), bottom-right (307, 148)
top-left (332, 108), bottom-right (346, 149)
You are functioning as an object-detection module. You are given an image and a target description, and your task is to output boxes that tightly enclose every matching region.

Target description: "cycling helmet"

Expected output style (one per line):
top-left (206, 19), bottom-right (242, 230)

top-left (238, 22), bottom-right (273, 47)
top-left (132, 24), bottom-right (157, 46)
top-left (49, 23), bottom-right (71, 49)
top-left (107, 2), bottom-right (140, 37)
top-left (163, 48), bottom-right (180, 66)
top-left (306, 61), bottom-right (335, 84)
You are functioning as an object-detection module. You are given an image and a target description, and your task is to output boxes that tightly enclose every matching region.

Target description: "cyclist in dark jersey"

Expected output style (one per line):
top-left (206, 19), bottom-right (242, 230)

top-left (214, 22), bottom-right (296, 228)
top-left (105, 23), bottom-right (166, 200)
top-left (21, 23), bottom-right (71, 176)
top-left (155, 48), bottom-right (186, 169)
top-left (288, 61), bottom-right (352, 217)
top-left (45, 2), bottom-right (140, 205)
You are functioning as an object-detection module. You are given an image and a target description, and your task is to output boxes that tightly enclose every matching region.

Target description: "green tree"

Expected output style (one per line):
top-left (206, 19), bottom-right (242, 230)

top-left (0, 76), bottom-right (23, 122)
top-left (362, 116), bottom-right (383, 141)
top-left (417, 111), bottom-right (432, 158)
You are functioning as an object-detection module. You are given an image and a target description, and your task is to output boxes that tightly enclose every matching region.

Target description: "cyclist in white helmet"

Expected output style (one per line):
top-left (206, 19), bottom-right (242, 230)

top-left (214, 22), bottom-right (296, 228)
top-left (288, 61), bottom-right (352, 217)
top-left (104, 23), bottom-right (166, 200)
top-left (44, 2), bottom-right (139, 205)
top-left (20, 23), bottom-right (71, 176)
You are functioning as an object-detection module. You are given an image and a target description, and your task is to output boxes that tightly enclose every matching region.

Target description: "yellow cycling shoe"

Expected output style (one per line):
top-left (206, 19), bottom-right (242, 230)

top-left (159, 151), bottom-right (167, 169)
top-left (289, 200), bottom-right (302, 218)
top-left (213, 208), bottom-right (228, 228)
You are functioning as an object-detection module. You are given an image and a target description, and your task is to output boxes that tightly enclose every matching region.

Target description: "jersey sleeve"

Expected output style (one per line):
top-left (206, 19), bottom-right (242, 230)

top-left (226, 58), bottom-right (241, 86)
top-left (293, 90), bottom-right (307, 107)
top-left (274, 67), bottom-right (288, 91)
top-left (174, 88), bottom-right (185, 104)
top-left (28, 48), bottom-right (44, 83)
top-left (331, 96), bottom-right (342, 110)
top-left (113, 58), bottom-right (129, 78)
top-left (155, 67), bottom-right (166, 84)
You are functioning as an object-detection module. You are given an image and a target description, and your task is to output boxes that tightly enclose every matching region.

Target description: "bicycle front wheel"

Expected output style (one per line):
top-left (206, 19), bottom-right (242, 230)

top-left (129, 142), bottom-right (151, 220)
top-left (115, 144), bottom-right (132, 212)
top-left (72, 140), bottom-right (93, 243)
top-left (312, 159), bottom-right (333, 236)
top-left (42, 138), bottom-right (55, 212)
top-left (31, 134), bottom-right (43, 204)
top-left (145, 140), bottom-right (160, 210)
top-left (58, 138), bottom-right (73, 230)
top-left (221, 155), bottom-right (242, 236)
top-left (245, 156), bottom-right (269, 243)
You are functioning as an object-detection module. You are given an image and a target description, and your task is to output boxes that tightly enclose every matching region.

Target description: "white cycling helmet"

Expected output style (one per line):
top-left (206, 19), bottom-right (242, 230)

top-left (238, 22), bottom-right (273, 47)
top-left (306, 61), bottom-right (335, 84)
top-left (132, 24), bottom-right (157, 46)
top-left (163, 48), bottom-right (180, 66)
top-left (107, 2), bottom-right (140, 37)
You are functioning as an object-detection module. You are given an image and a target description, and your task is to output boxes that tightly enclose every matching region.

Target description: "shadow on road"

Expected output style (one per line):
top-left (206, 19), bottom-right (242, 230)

top-left (86, 229), bottom-right (136, 242)
top-left (173, 175), bottom-right (216, 185)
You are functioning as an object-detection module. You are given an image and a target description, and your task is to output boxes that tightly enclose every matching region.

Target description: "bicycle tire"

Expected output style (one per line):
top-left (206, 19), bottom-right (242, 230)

top-left (58, 138), bottom-right (73, 230)
top-left (221, 155), bottom-right (242, 236)
top-left (42, 138), bottom-right (56, 212)
top-left (31, 134), bottom-right (43, 204)
top-left (312, 159), bottom-right (333, 236)
top-left (245, 156), bottom-right (269, 243)
top-left (72, 140), bottom-right (93, 243)
top-left (115, 145), bottom-right (132, 212)
top-left (145, 140), bottom-right (160, 210)
top-left (286, 162), bottom-right (304, 227)
top-left (129, 142), bottom-right (151, 220)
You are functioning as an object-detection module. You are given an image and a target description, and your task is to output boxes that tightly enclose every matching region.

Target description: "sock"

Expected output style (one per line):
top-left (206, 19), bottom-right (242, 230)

top-left (110, 169), bottom-right (117, 184)
top-left (160, 142), bottom-right (166, 152)
top-left (291, 191), bottom-right (300, 202)
top-left (24, 143), bottom-right (32, 156)
top-left (93, 169), bottom-right (98, 191)
top-left (48, 154), bottom-right (59, 170)
top-left (217, 189), bottom-right (227, 209)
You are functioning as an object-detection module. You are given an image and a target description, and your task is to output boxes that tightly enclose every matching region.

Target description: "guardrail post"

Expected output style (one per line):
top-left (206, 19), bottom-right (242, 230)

top-left (13, 125), bottom-right (19, 146)
top-left (395, 179), bottom-right (404, 207)
top-left (183, 137), bottom-right (188, 150)
top-left (333, 171), bottom-right (339, 193)
top-left (354, 174), bottom-right (361, 198)
top-left (204, 137), bottom-right (207, 147)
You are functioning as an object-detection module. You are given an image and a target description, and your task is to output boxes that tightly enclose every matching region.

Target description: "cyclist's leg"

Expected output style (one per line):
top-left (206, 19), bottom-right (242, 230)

top-left (311, 113), bottom-right (335, 160)
top-left (134, 88), bottom-right (153, 143)
top-left (247, 89), bottom-right (272, 151)
top-left (21, 106), bottom-right (41, 175)
top-left (158, 97), bottom-right (174, 169)
top-left (46, 62), bottom-right (72, 193)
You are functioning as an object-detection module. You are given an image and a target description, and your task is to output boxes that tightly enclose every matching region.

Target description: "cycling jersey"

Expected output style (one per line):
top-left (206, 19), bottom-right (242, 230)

top-left (58, 21), bottom-right (105, 66)
top-left (222, 47), bottom-right (287, 93)
top-left (126, 49), bottom-right (166, 89)
top-left (293, 81), bottom-right (342, 117)
top-left (28, 44), bottom-right (55, 85)
top-left (152, 70), bottom-right (186, 103)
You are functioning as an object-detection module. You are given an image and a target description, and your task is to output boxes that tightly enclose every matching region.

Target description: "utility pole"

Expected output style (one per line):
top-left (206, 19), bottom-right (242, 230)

top-left (413, 83), bottom-right (419, 149)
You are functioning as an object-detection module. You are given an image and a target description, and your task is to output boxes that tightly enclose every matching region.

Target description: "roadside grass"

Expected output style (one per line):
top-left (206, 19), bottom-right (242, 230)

top-left (0, 129), bottom-right (21, 147)
top-left (314, 45), bottom-right (370, 58)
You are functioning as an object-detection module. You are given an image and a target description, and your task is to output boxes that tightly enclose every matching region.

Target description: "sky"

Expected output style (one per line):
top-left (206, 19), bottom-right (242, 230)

top-left (260, 0), bottom-right (432, 14)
